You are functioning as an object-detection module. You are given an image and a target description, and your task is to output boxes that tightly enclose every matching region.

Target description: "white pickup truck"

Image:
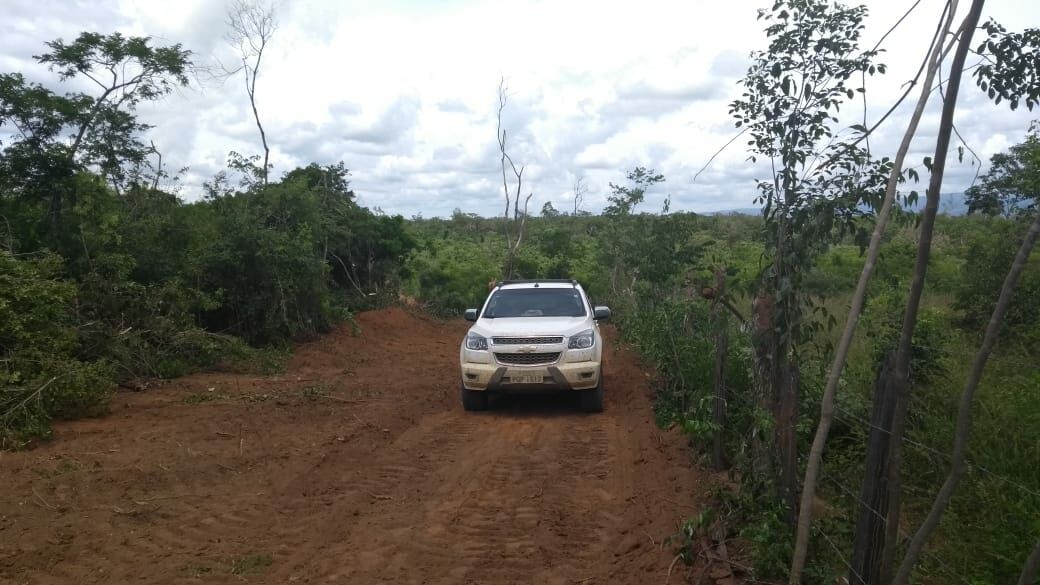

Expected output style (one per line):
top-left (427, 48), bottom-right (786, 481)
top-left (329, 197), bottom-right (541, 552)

top-left (458, 279), bottom-right (611, 412)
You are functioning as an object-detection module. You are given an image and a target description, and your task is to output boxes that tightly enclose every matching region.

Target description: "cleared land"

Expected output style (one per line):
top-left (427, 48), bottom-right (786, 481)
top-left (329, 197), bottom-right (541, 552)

top-left (0, 308), bottom-right (721, 584)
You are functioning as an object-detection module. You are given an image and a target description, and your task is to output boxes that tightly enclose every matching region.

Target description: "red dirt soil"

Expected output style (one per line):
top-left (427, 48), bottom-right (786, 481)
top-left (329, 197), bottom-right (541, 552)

top-left (0, 308), bottom-right (728, 584)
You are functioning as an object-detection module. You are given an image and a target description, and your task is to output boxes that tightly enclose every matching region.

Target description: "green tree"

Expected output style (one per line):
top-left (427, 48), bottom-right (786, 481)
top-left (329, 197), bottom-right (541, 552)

top-left (36, 32), bottom-right (191, 188)
top-left (729, 0), bottom-right (889, 529)
top-left (965, 122), bottom-right (1040, 217)
top-left (0, 32), bottom-right (191, 246)
top-left (540, 201), bottom-right (560, 218)
top-left (603, 166), bottom-right (663, 216)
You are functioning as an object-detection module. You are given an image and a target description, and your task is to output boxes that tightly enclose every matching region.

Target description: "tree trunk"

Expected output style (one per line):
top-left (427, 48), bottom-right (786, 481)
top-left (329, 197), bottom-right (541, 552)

top-left (751, 286), bottom-right (798, 519)
top-left (774, 362), bottom-right (799, 524)
top-left (750, 289), bottom-right (775, 477)
top-left (882, 2), bottom-right (985, 579)
top-left (892, 207), bottom-right (1039, 585)
top-left (787, 2), bottom-right (958, 580)
top-left (246, 64), bottom-right (269, 186)
top-left (850, 354), bottom-right (898, 585)
top-left (712, 268), bottom-right (729, 471)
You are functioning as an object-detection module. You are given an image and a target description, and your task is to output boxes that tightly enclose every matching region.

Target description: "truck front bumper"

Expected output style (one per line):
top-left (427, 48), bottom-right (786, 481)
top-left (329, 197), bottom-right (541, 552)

top-left (460, 362), bottom-right (601, 392)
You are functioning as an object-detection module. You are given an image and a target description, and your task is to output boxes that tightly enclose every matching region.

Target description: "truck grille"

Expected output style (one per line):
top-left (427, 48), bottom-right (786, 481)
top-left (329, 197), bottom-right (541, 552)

top-left (495, 352), bottom-right (561, 366)
top-left (492, 336), bottom-right (564, 345)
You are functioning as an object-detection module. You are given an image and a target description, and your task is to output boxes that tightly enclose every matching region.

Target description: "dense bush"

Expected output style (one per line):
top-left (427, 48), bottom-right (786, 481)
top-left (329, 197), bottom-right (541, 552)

top-left (861, 284), bottom-right (951, 385)
top-left (0, 34), bottom-right (414, 442)
top-left (0, 252), bottom-right (115, 445)
top-left (953, 216), bottom-right (1040, 348)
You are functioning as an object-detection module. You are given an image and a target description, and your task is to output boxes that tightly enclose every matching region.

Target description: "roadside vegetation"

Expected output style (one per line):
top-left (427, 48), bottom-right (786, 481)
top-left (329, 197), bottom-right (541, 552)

top-left (0, 32), bottom-right (413, 447)
top-left (2, 1), bottom-right (1038, 583)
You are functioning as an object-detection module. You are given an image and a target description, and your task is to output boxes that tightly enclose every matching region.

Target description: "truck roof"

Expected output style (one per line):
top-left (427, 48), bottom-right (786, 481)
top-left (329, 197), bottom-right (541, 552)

top-left (495, 279), bottom-right (581, 290)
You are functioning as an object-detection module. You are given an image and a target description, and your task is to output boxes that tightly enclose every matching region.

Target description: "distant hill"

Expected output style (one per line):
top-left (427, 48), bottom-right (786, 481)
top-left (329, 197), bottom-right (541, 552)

top-left (703, 207), bottom-right (762, 216)
top-left (906, 192), bottom-right (970, 216)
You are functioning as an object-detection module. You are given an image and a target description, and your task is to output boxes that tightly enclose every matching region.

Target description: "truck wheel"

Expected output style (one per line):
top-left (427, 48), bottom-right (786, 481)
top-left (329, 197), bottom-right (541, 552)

top-left (461, 385), bottom-right (489, 411)
top-left (580, 382), bottom-right (604, 413)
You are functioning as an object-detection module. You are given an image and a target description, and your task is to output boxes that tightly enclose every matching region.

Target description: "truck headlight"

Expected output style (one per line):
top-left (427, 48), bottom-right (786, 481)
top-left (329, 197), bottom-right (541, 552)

top-left (568, 329), bottom-right (595, 349)
top-left (465, 333), bottom-right (488, 351)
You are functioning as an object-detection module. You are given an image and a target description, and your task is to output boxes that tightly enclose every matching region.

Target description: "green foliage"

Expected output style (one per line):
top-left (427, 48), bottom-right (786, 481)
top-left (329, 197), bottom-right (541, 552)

top-left (862, 285), bottom-right (950, 385)
top-left (37, 32), bottom-right (191, 101)
top-left (197, 184), bottom-right (331, 343)
top-left (965, 122), bottom-right (1040, 216)
top-left (603, 166), bottom-right (663, 217)
top-left (540, 200), bottom-right (559, 217)
top-left (1, 32), bottom-right (192, 203)
top-left (709, 480), bottom-right (798, 580)
top-left (974, 21), bottom-right (1040, 111)
top-left (730, 0), bottom-right (891, 347)
top-left (230, 553), bottom-right (273, 575)
top-left (0, 251), bottom-right (115, 446)
top-left (406, 237), bottom-right (500, 314)
top-left (953, 216), bottom-right (1040, 348)
top-left (0, 33), bottom-right (414, 444)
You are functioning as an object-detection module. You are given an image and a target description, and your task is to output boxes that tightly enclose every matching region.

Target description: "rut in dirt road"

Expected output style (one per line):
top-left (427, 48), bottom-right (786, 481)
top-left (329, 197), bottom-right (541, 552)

top-left (0, 308), bottom-right (714, 585)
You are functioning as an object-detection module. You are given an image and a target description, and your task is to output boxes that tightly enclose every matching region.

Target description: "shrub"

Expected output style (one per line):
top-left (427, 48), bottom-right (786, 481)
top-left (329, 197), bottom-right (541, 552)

top-left (0, 252), bottom-right (116, 446)
top-left (862, 285), bottom-right (951, 385)
top-left (953, 217), bottom-right (1040, 348)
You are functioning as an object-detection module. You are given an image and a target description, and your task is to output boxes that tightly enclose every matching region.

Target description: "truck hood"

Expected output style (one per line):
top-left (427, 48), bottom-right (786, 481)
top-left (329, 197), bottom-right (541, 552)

top-left (469, 316), bottom-right (591, 338)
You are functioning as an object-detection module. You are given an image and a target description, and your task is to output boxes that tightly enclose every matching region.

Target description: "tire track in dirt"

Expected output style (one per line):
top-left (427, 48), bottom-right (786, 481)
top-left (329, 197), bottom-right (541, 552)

top-left (0, 308), bottom-right (714, 585)
top-left (270, 413), bottom-right (486, 581)
top-left (421, 422), bottom-right (556, 584)
top-left (534, 417), bottom-right (625, 579)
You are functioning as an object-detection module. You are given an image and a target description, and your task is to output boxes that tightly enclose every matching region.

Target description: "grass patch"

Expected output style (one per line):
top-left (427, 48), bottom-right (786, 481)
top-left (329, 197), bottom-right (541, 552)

top-left (34, 458), bottom-right (80, 478)
top-left (182, 564), bottom-right (212, 577)
top-left (221, 346), bottom-right (292, 376)
top-left (230, 553), bottom-right (272, 575)
top-left (181, 390), bottom-right (226, 405)
top-left (301, 383), bottom-right (329, 401)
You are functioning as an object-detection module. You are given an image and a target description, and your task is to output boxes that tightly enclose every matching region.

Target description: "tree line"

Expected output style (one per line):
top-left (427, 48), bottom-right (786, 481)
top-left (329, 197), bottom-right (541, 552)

top-left (0, 31), bottom-right (414, 446)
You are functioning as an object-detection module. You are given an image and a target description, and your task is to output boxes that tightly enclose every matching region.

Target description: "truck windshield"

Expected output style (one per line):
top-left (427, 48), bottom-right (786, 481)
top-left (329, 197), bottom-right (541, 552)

top-left (483, 288), bottom-right (586, 318)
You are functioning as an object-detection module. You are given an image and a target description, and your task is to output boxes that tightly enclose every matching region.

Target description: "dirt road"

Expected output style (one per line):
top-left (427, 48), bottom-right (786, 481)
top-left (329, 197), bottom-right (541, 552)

top-left (0, 308), bottom-right (716, 584)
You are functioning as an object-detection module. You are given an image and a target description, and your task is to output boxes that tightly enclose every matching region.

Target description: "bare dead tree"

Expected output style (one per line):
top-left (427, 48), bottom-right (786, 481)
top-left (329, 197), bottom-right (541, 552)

top-left (572, 175), bottom-right (588, 215)
top-left (787, 2), bottom-right (959, 581)
top-left (225, 0), bottom-right (276, 186)
top-left (497, 78), bottom-right (533, 278)
top-left (147, 140), bottom-right (164, 190)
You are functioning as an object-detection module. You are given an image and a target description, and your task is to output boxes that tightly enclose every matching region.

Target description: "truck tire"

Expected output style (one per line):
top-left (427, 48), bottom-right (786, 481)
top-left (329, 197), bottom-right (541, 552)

top-left (461, 385), bottom-right (489, 411)
top-left (580, 381), bottom-right (604, 413)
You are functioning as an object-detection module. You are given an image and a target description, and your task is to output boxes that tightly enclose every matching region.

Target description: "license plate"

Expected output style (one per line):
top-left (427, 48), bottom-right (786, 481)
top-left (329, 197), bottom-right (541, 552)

top-left (511, 375), bottom-right (543, 384)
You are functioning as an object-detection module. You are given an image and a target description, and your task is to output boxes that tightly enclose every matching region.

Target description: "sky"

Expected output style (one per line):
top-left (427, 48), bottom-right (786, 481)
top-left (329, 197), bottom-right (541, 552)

top-left (2, 0), bottom-right (1039, 217)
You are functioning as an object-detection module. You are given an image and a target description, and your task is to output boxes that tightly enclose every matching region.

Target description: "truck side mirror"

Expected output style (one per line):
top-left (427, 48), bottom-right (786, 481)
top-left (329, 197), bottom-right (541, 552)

top-left (593, 306), bottom-right (611, 321)
top-left (464, 309), bottom-right (478, 322)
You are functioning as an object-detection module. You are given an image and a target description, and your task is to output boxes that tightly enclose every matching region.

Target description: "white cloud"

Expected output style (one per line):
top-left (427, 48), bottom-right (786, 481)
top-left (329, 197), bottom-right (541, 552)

top-left (2, 0), bottom-right (1039, 216)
